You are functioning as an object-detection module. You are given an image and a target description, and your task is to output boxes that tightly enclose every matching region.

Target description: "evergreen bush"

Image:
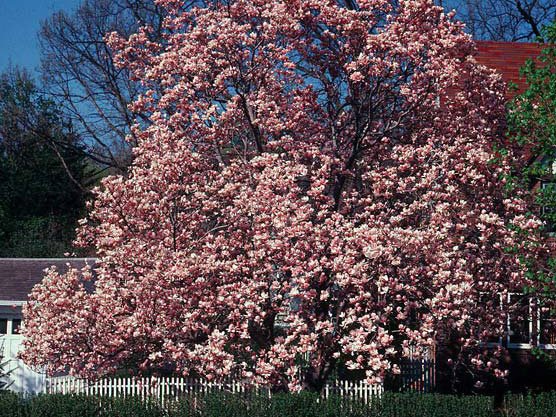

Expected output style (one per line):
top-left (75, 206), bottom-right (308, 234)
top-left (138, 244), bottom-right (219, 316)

top-left (3, 389), bottom-right (556, 416)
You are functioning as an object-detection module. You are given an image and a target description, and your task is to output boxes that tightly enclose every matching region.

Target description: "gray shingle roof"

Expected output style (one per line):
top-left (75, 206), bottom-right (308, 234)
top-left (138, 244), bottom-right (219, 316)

top-left (0, 258), bottom-right (97, 302)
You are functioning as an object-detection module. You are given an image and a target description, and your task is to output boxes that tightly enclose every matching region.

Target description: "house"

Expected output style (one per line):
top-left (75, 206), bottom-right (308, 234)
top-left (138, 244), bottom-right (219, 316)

top-left (435, 40), bottom-right (556, 393)
top-left (475, 41), bottom-right (544, 94)
top-left (0, 258), bottom-right (96, 393)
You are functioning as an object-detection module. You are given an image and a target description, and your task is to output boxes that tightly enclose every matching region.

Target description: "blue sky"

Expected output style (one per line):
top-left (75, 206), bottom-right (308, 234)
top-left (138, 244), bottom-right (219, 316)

top-left (0, 1), bottom-right (468, 76)
top-left (0, 0), bottom-right (81, 73)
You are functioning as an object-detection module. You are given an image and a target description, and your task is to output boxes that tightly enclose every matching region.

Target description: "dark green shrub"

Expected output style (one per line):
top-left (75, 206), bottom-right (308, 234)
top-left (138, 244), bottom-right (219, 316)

top-left (0, 391), bottom-right (24, 417)
top-left (11, 389), bottom-right (556, 416)
top-left (25, 394), bottom-right (165, 417)
top-left (27, 393), bottom-right (100, 417)
top-left (102, 396), bottom-right (165, 417)
top-left (265, 392), bottom-right (321, 417)
top-left (198, 393), bottom-right (250, 417)
top-left (167, 397), bottom-right (192, 417)
top-left (504, 392), bottom-right (556, 417)
top-left (187, 391), bottom-right (484, 417)
top-left (378, 393), bottom-right (494, 417)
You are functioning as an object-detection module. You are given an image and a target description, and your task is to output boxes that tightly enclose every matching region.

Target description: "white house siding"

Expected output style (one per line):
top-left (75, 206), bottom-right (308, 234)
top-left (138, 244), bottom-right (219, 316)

top-left (0, 258), bottom-right (97, 394)
top-left (0, 306), bottom-right (46, 393)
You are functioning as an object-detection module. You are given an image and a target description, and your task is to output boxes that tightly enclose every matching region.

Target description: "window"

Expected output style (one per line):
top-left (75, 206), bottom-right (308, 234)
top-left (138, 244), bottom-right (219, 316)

top-left (0, 318), bottom-right (24, 335)
top-left (508, 294), bottom-right (532, 347)
top-left (539, 302), bottom-right (556, 347)
top-left (11, 319), bottom-right (22, 335)
top-left (477, 292), bottom-right (556, 350)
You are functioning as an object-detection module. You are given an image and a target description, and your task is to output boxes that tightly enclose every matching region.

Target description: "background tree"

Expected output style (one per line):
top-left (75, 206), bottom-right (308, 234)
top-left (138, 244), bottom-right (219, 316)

top-left (507, 21), bottom-right (556, 283)
top-left (446, 0), bottom-right (556, 41)
top-left (38, 0), bottom-right (168, 174)
top-left (0, 67), bottom-right (89, 257)
top-left (22, 0), bottom-right (550, 392)
top-left (33, 0), bottom-right (554, 182)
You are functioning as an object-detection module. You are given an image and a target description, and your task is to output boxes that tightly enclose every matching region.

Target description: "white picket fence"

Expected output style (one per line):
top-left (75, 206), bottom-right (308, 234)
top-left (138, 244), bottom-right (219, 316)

top-left (46, 376), bottom-right (384, 406)
top-left (45, 357), bottom-right (436, 406)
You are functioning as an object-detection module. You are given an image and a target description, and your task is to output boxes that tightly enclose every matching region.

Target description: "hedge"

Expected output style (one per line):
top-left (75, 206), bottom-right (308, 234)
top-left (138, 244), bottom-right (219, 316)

top-left (1, 390), bottom-right (556, 417)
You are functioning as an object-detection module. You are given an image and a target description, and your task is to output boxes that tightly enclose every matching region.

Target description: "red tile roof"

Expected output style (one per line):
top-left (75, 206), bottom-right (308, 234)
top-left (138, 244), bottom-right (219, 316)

top-left (0, 258), bottom-right (96, 302)
top-left (475, 40), bottom-right (544, 98)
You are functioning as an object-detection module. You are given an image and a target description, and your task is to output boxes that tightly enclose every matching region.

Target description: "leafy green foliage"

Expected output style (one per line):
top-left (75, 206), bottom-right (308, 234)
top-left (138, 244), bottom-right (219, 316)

top-left (507, 22), bottom-right (556, 234)
top-left (0, 391), bottom-right (24, 417)
top-left (26, 394), bottom-right (100, 417)
top-left (504, 392), bottom-right (556, 417)
top-left (0, 393), bottom-right (165, 417)
top-left (0, 67), bottom-right (90, 257)
top-left (103, 396), bottom-right (165, 417)
top-left (505, 22), bottom-right (556, 321)
top-left (5, 391), bottom-right (556, 417)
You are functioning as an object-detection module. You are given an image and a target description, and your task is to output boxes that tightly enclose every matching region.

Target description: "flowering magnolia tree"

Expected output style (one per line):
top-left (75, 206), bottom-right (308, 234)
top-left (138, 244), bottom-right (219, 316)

top-left (21, 0), bottom-right (550, 392)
